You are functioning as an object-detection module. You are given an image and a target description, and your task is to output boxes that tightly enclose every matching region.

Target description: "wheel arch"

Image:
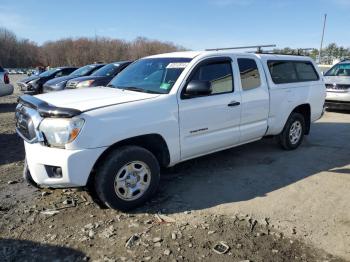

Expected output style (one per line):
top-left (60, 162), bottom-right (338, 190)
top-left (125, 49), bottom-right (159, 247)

top-left (89, 134), bottom-right (170, 183)
top-left (290, 104), bottom-right (311, 134)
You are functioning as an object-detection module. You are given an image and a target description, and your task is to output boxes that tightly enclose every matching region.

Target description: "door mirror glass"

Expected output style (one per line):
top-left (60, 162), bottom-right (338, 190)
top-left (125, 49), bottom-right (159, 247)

top-left (184, 80), bottom-right (212, 97)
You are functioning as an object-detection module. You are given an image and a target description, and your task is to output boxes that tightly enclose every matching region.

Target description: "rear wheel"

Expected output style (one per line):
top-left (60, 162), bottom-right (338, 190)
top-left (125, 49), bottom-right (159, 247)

top-left (277, 112), bottom-right (305, 150)
top-left (94, 146), bottom-right (160, 211)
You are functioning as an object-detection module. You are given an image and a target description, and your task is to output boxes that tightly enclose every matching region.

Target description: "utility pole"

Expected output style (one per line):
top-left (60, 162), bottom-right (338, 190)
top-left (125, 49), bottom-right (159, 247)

top-left (319, 14), bottom-right (327, 64)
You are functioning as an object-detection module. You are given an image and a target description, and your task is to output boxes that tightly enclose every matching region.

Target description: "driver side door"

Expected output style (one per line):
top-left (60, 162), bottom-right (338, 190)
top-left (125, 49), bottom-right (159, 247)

top-left (178, 56), bottom-right (242, 160)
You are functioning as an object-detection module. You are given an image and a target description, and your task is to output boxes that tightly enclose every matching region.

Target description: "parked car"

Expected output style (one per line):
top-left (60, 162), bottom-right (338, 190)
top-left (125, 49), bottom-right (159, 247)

top-left (16, 51), bottom-right (325, 211)
top-left (324, 59), bottom-right (350, 110)
top-left (27, 67), bottom-right (46, 76)
top-left (17, 67), bottom-right (77, 94)
top-left (0, 66), bottom-right (13, 97)
top-left (63, 61), bottom-right (132, 91)
top-left (43, 63), bottom-right (105, 93)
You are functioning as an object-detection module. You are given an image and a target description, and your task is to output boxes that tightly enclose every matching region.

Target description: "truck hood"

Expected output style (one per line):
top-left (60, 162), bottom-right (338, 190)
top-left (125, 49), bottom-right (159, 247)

top-left (35, 87), bottom-right (160, 112)
top-left (324, 76), bottom-right (350, 85)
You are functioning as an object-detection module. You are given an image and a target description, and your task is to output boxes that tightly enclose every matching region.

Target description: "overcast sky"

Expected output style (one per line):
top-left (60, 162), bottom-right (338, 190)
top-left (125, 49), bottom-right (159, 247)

top-left (0, 0), bottom-right (349, 50)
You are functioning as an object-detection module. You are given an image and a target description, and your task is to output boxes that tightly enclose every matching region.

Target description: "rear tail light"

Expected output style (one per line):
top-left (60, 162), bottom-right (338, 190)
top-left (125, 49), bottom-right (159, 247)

top-left (4, 72), bottom-right (10, 84)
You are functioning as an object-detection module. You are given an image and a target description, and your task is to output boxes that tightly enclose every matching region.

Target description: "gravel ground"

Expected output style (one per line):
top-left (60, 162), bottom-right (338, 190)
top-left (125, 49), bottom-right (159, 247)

top-left (0, 75), bottom-right (349, 261)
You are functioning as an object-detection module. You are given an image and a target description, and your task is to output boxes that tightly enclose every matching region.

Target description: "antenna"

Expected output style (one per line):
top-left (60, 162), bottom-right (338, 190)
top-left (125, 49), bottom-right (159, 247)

top-left (205, 44), bottom-right (276, 53)
top-left (319, 14), bottom-right (327, 63)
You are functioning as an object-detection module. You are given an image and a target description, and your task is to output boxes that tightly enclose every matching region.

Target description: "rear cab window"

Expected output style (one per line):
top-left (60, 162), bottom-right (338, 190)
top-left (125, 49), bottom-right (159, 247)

top-left (267, 60), bottom-right (319, 84)
top-left (238, 58), bottom-right (261, 90)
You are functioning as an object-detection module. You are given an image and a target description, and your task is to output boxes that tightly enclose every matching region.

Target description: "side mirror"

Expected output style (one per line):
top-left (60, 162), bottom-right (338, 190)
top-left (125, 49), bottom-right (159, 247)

top-left (184, 80), bottom-right (212, 97)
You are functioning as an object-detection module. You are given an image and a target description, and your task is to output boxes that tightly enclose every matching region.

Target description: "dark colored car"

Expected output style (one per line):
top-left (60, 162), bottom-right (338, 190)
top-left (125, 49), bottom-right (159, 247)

top-left (18, 67), bottom-right (77, 94)
top-left (43, 63), bottom-right (106, 93)
top-left (0, 66), bottom-right (10, 84)
top-left (64, 61), bottom-right (132, 91)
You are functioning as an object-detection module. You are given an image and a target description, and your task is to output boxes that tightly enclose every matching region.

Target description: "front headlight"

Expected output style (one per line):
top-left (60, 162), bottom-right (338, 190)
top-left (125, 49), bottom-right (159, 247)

top-left (39, 118), bottom-right (85, 147)
top-left (76, 80), bottom-right (94, 88)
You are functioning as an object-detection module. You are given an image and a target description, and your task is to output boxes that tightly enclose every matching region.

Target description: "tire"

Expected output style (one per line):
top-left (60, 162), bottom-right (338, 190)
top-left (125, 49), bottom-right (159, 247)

top-left (277, 112), bottom-right (305, 150)
top-left (23, 158), bottom-right (40, 188)
top-left (94, 146), bottom-right (160, 211)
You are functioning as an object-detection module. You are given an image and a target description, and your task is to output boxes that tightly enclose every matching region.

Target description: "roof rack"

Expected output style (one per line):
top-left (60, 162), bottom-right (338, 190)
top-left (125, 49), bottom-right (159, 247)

top-left (205, 44), bottom-right (276, 53)
top-left (296, 48), bottom-right (314, 55)
top-left (255, 48), bottom-right (314, 56)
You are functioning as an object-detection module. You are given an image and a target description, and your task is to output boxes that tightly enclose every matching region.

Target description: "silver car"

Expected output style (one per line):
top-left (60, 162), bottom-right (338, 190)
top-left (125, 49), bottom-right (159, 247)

top-left (0, 66), bottom-right (14, 97)
top-left (324, 59), bottom-right (350, 110)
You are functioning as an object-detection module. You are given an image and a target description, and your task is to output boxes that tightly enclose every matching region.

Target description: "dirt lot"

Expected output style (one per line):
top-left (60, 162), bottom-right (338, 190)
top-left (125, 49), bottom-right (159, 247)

top-left (0, 75), bottom-right (349, 262)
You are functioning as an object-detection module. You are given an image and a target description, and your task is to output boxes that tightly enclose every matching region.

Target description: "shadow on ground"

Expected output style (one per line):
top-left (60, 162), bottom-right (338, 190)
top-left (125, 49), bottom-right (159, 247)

top-left (326, 108), bottom-right (350, 114)
top-left (134, 121), bottom-right (350, 214)
top-left (1, 106), bottom-right (349, 216)
top-left (0, 239), bottom-right (86, 261)
top-left (0, 133), bottom-right (24, 165)
top-left (0, 103), bottom-right (17, 114)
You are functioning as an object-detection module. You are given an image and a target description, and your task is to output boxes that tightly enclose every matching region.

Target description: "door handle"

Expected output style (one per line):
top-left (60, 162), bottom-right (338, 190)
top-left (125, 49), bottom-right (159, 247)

top-left (227, 101), bottom-right (240, 107)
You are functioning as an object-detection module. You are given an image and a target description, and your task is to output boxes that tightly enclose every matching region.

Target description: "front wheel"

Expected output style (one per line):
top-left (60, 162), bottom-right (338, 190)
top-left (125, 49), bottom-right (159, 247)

top-left (277, 112), bottom-right (305, 150)
top-left (23, 158), bottom-right (40, 188)
top-left (94, 146), bottom-right (160, 211)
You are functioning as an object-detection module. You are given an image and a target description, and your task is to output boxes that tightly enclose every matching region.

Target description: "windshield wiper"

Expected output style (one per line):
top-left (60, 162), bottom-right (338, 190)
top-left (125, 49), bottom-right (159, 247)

top-left (122, 86), bottom-right (161, 94)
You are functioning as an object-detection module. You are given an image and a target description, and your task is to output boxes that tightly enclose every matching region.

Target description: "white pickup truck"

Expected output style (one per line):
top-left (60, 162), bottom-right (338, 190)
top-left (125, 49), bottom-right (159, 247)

top-left (16, 51), bottom-right (325, 210)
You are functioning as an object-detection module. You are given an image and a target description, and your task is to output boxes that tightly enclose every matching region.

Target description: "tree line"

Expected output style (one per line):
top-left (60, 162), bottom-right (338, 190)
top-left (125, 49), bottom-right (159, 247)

top-left (1, 26), bottom-right (349, 68)
top-left (272, 44), bottom-right (350, 64)
top-left (0, 27), bottom-right (185, 68)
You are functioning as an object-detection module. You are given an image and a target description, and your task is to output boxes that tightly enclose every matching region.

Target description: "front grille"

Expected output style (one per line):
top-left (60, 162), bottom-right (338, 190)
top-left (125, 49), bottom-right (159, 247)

top-left (66, 81), bottom-right (78, 89)
top-left (326, 84), bottom-right (350, 90)
top-left (15, 106), bottom-right (37, 141)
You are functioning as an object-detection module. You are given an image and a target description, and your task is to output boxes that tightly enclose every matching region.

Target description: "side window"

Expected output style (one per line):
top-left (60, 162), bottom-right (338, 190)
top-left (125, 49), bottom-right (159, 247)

top-left (268, 61), bottom-right (298, 84)
top-left (62, 68), bottom-right (74, 75)
top-left (238, 58), bottom-right (261, 90)
top-left (295, 62), bottom-right (319, 81)
top-left (268, 60), bottom-right (319, 84)
top-left (190, 61), bottom-right (233, 94)
top-left (90, 66), bottom-right (101, 74)
top-left (55, 71), bottom-right (64, 77)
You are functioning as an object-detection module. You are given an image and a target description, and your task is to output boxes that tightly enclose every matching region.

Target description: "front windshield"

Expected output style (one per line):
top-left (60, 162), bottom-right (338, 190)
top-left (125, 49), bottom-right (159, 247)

top-left (39, 68), bottom-right (59, 77)
top-left (325, 63), bottom-right (350, 77)
top-left (92, 63), bottom-right (120, 77)
top-left (109, 58), bottom-right (192, 94)
top-left (70, 65), bottom-right (96, 77)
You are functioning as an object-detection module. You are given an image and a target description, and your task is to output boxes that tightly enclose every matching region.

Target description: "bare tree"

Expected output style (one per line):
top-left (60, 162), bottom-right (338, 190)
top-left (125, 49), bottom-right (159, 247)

top-left (0, 27), bottom-right (186, 68)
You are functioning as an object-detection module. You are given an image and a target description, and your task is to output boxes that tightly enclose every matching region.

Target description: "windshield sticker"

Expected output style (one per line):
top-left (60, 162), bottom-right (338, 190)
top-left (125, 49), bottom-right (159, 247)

top-left (166, 63), bottom-right (189, 69)
top-left (113, 64), bottom-right (120, 67)
top-left (160, 83), bottom-right (171, 90)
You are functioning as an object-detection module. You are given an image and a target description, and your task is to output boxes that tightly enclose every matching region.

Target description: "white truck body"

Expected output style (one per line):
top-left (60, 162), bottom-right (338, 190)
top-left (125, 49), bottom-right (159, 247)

top-left (16, 51), bottom-right (325, 189)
